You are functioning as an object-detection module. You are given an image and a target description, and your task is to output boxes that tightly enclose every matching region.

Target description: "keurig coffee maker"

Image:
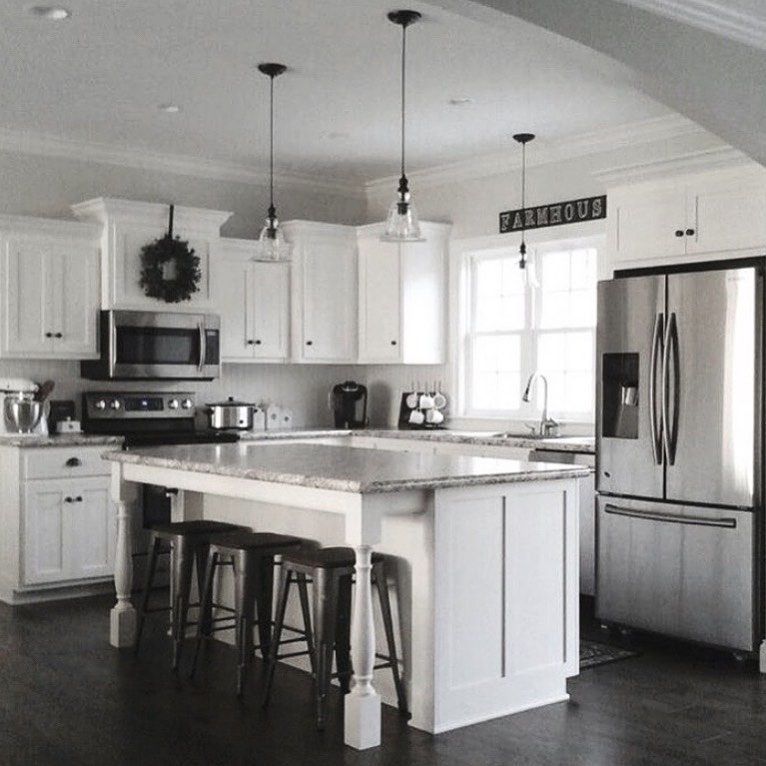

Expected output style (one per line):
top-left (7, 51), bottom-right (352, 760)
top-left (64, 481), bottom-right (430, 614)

top-left (330, 381), bottom-right (367, 429)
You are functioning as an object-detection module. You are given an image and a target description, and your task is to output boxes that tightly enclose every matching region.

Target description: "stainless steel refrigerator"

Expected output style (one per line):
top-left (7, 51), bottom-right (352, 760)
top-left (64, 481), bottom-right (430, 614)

top-left (596, 261), bottom-right (763, 652)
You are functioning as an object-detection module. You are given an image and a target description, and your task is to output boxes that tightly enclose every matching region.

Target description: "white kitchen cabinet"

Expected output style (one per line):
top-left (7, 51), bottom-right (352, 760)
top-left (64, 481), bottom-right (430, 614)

top-left (24, 476), bottom-right (114, 585)
top-left (215, 238), bottom-right (290, 362)
top-left (608, 166), bottom-right (766, 270)
top-left (357, 222), bottom-right (451, 364)
top-left (282, 220), bottom-right (357, 363)
top-left (72, 197), bottom-right (232, 311)
top-left (0, 216), bottom-right (101, 359)
top-left (0, 444), bottom-right (116, 603)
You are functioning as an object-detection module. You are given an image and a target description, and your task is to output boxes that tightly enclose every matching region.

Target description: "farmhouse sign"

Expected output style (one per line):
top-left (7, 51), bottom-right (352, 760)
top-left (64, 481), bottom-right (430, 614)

top-left (499, 194), bottom-right (606, 234)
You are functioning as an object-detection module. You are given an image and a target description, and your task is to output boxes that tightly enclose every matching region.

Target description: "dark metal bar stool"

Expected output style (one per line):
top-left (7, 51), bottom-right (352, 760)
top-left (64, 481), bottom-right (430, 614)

top-left (262, 546), bottom-right (408, 729)
top-left (189, 531), bottom-right (305, 695)
top-left (134, 520), bottom-right (246, 670)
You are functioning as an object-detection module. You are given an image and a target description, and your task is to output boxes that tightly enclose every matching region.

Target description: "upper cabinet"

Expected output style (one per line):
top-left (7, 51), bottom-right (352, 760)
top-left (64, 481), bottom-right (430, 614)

top-left (607, 166), bottom-right (766, 270)
top-left (215, 238), bottom-right (290, 362)
top-left (71, 197), bottom-right (232, 312)
top-left (282, 221), bottom-right (358, 363)
top-left (0, 216), bottom-right (101, 359)
top-left (357, 221), bottom-right (451, 364)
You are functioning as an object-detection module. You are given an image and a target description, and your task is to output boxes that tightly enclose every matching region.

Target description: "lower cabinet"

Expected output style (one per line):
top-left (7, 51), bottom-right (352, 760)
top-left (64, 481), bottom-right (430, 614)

top-left (0, 445), bottom-right (116, 603)
top-left (23, 476), bottom-right (114, 585)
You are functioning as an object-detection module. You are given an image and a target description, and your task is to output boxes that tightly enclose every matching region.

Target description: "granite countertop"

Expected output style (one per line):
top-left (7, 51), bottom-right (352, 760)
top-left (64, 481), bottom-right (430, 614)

top-left (104, 441), bottom-right (590, 494)
top-left (0, 433), bottom-right (123, 448)
top-left (238, 427), bottom-right (595, 454)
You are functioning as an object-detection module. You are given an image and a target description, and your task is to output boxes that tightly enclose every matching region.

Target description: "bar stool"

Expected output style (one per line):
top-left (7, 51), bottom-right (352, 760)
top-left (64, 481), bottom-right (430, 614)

top-left (134, 520), bottom-right (246, 670)
top-left (262, 546), bottom-right (408, 729)
top-left (189, 531), bottom-right (305, 695)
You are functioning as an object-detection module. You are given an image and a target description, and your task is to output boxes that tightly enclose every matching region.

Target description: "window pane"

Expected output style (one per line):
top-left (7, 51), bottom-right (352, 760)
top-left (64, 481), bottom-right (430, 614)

top-left (474, 257), bottom-right (525, 331)
top-left (471, 334), bottom-right (521, 411)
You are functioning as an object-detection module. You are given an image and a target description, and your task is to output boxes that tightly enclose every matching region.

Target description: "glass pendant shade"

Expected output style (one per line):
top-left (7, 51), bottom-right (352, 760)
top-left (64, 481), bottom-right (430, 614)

top-left (381, 176), bottom-right (423, 242)
top-left (254, 62), bottom-right (291, 262)
top-left (381, 10), bottom-right (425, 243)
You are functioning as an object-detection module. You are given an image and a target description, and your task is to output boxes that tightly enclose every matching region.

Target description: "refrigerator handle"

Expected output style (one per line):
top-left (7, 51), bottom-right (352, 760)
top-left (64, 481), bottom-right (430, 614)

top-left (662, 312), bottom-right (680, 465)
top-left (649, 312), bottom-right (664, 465)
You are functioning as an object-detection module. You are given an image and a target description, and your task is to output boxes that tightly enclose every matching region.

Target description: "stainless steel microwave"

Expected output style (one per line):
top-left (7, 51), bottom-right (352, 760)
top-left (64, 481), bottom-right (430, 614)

top-left (81, 310), bottom-right (221, 380)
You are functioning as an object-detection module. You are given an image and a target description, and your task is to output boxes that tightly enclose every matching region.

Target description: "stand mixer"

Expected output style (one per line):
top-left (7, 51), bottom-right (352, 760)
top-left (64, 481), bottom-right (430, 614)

top-left (0, 378), bottom-right (49, 435)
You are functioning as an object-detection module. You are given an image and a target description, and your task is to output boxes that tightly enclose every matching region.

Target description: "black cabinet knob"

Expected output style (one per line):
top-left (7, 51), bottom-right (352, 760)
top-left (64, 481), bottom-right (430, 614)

top-left (246, 340), bottom-right (255, 345)
top-left (254, 340), bottom-right (262, 345)
top-left (45, 332), bottom-right (53, 338)
top-left (75, 496), bottom-right (83, 503)
top-left (65, 457), bottom-right (81, 467)
top-left (391, 340), bottom-right (397, 345)
top-left (674, 230), bottom-right (684, 237)
top-left (306, 340), bottom-right (313, 346)
top-left (54, 332), bottom-right (63, 338)
top-left (64, 496), bottom-right (73, 503)
top-left (685, 228), bottom-right (695, 236)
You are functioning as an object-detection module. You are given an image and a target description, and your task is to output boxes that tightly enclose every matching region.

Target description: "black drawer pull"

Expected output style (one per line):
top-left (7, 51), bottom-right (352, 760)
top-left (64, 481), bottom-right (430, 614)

top-left (685, 228), bottom-right (695, 236)
top-left (54, 332), bottom-right (63, 338)
top-left (45, 332), bottom-right (53, 338)
top-left (306, 340), bottom-right (313, 346)
top-left (254, 339), bottom-right (262, 345)
top-left (247, 340), bottom-right (255, 345)
top-left (65, 457), bottom-right (81, 467)
top-left (391, 340), bottom-right (397, 345)
top-left (674, 230), bottom-right (684, 237)
top-left (75, 496), bottom-right (83, 503)
top-left (64, 496), bottom-right (73, 503)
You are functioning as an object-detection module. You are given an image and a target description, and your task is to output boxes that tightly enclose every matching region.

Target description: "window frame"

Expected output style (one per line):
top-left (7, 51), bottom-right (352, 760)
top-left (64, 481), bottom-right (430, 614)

top-left (450, 227), bottom-right (604, 428)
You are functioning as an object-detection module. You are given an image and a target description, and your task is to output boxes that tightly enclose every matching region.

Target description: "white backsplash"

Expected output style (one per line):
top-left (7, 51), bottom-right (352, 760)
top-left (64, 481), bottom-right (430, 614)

top-left (0, 359), bottom-right (449, 430)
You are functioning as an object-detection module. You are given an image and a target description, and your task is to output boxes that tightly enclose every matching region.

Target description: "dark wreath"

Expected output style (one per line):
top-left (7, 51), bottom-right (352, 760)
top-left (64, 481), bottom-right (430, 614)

top-left (138, 205), bottom-right (201, 303)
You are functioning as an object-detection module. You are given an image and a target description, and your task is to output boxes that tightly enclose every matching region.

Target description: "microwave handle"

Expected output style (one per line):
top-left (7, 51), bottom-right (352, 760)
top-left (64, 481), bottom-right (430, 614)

top-left (198, 321), bottom-right (207, 372)
top-left (109, 312), bottom-right (118, 376)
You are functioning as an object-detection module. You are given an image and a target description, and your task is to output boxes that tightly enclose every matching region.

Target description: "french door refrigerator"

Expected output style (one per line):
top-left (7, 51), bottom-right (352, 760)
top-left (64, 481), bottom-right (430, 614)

top-left (596, 261), bottom-right (763, 652)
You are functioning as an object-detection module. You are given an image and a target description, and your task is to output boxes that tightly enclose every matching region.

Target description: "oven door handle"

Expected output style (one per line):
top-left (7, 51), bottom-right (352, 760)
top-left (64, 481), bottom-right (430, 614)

top-left (198, 321), bottom-right (207, 372)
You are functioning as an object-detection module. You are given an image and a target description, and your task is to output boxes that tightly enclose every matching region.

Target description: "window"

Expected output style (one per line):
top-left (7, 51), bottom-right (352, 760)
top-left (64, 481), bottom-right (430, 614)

top-left (460, 239), bottom-right (598, 422)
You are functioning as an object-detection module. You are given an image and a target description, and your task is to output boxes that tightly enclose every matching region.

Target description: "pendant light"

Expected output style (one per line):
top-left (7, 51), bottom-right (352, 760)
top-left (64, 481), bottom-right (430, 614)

top-left (513, 132), bottom-right (538, 286)
top-left (255, 62), bottom-right (291, 261)
top-left (381, 10), bottom-right (425, 243)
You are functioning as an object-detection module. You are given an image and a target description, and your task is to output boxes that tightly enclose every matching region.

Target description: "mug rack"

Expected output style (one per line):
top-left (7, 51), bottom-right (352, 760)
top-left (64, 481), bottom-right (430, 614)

top-left (397, 390), bottom-right (447, 430)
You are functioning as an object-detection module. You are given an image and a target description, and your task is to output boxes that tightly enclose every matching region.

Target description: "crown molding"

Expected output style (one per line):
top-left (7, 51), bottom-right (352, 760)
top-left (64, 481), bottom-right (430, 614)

top-left (0, 127), bottom-right (362, 198)
top-left (365, 114), bottom-right (707, 193)
top-left (614, 0), bottom-right (766, 51)
top-left (593, 145), bottom-right (754, 185)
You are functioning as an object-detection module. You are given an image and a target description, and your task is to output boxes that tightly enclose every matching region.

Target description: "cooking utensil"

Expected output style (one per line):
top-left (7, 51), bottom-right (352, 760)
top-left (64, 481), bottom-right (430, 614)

top-left (35, 380), bottom-right (55, 402)
top-left (206, 397), bottom-right (257, 430)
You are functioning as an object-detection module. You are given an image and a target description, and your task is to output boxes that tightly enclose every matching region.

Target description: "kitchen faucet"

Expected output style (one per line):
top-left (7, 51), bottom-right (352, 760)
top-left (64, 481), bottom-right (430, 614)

top-left (522, 372), bottom-right (559, 437)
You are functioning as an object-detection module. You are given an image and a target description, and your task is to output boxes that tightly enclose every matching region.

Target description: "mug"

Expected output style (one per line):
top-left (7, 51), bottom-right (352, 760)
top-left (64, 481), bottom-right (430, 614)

top-left (408, 409), bottom-right (425, 425)
top-left (433, 392), bottom-right (447, 410)
top-left (406, 392), bottom-right (420, 409)
top-left (425, 409), bottom-right (444, 425)
top-left (419, 394), bottom-right (435, 410)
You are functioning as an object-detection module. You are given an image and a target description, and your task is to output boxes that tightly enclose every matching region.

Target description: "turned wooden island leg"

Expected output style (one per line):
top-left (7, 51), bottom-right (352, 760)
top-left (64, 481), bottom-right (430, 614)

top-left (344, 544), bottom-right (381, 750)
top-left (110, 466), bottom-right (136, 648)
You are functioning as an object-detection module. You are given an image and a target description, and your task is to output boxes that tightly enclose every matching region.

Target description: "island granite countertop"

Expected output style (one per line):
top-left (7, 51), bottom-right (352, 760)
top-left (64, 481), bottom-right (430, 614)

top-left (105, 441), bottom-right (589, 494)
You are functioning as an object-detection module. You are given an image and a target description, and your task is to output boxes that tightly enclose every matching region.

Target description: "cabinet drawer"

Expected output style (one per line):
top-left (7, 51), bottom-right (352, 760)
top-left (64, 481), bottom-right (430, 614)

top-left (22, 447), bottom-right (112, 480)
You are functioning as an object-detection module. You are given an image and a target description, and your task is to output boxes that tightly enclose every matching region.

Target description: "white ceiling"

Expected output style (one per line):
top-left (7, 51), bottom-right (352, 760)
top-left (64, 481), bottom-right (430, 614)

top-left (0, 0), bottom-right (674, 185)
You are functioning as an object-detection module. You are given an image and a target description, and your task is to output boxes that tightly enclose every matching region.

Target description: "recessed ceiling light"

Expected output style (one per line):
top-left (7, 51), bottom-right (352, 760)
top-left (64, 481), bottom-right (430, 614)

top-left (28, 6), bottom-right (71, 20)
top-left (449, 97), bottom-right (474, 106)
top-left (158, 104), bottom-right (182, 114)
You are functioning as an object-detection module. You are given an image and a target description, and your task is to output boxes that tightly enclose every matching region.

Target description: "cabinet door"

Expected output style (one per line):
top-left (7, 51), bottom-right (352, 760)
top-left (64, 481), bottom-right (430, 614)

top-left (23, 481), bottom-right (67, 584)
top-left (252, 261), bottom-right (290, 360)
top-left (3, 240), bottom-right (55, 357)
top-left (611, 185), bottom-right (687, 263)
top-left (53, 244), bottom-right (99, 356)
top-left (690, 173), bottom-right (766, 255)
top-left (71, 479), bottom-right (115, 579)
top-left (358, 239), bottom-right (401, 362)
top-left (216, 257), bottom-right (254, 360)
top-left (300, 238), bottom-right (356, 361)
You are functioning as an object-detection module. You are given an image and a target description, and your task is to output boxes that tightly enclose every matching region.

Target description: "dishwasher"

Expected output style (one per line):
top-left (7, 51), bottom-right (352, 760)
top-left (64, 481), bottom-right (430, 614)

top-left (530, 448), bottom-right (596, 597)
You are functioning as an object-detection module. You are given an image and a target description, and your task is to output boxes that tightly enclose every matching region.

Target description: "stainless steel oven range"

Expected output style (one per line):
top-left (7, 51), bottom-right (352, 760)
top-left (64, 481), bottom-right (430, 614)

top-left (82, 390), bottom-right (240, 587)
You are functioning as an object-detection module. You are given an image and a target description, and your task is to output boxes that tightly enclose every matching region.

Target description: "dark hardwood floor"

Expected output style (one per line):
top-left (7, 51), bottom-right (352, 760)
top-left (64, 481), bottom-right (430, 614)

top-left (1, 594), bottom-right (765, 766)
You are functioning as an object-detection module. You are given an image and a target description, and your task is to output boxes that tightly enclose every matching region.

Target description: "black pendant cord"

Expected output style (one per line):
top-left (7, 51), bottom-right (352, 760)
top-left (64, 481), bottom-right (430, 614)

top-left (519, 140), bottom-right (527, 263)
top-left (268, 72), bottom-right (276, 220)
top-left (168, 204), bottom-right (174, 239)
top-left (399, 21), bottom-right (407, 186)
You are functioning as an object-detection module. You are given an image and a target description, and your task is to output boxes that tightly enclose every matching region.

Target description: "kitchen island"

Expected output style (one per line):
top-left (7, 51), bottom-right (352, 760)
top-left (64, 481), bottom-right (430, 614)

top-left (104, 441), bottom-right (588, 750)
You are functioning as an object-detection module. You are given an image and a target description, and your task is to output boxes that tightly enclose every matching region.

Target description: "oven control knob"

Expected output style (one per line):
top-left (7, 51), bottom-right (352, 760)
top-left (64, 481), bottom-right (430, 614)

top-left (181, 398), bottom-right (193, 410)
top-left (168, 399), bottom-right (179, 410)
top-left (109, 399), bottom-right (121, 411)
top-left (94, 399), bottom-right (107, 411)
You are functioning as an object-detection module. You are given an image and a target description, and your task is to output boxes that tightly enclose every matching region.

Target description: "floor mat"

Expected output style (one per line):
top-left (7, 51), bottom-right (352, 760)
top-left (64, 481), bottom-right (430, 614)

top-left (580, 639), bottom-right (639, 670)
